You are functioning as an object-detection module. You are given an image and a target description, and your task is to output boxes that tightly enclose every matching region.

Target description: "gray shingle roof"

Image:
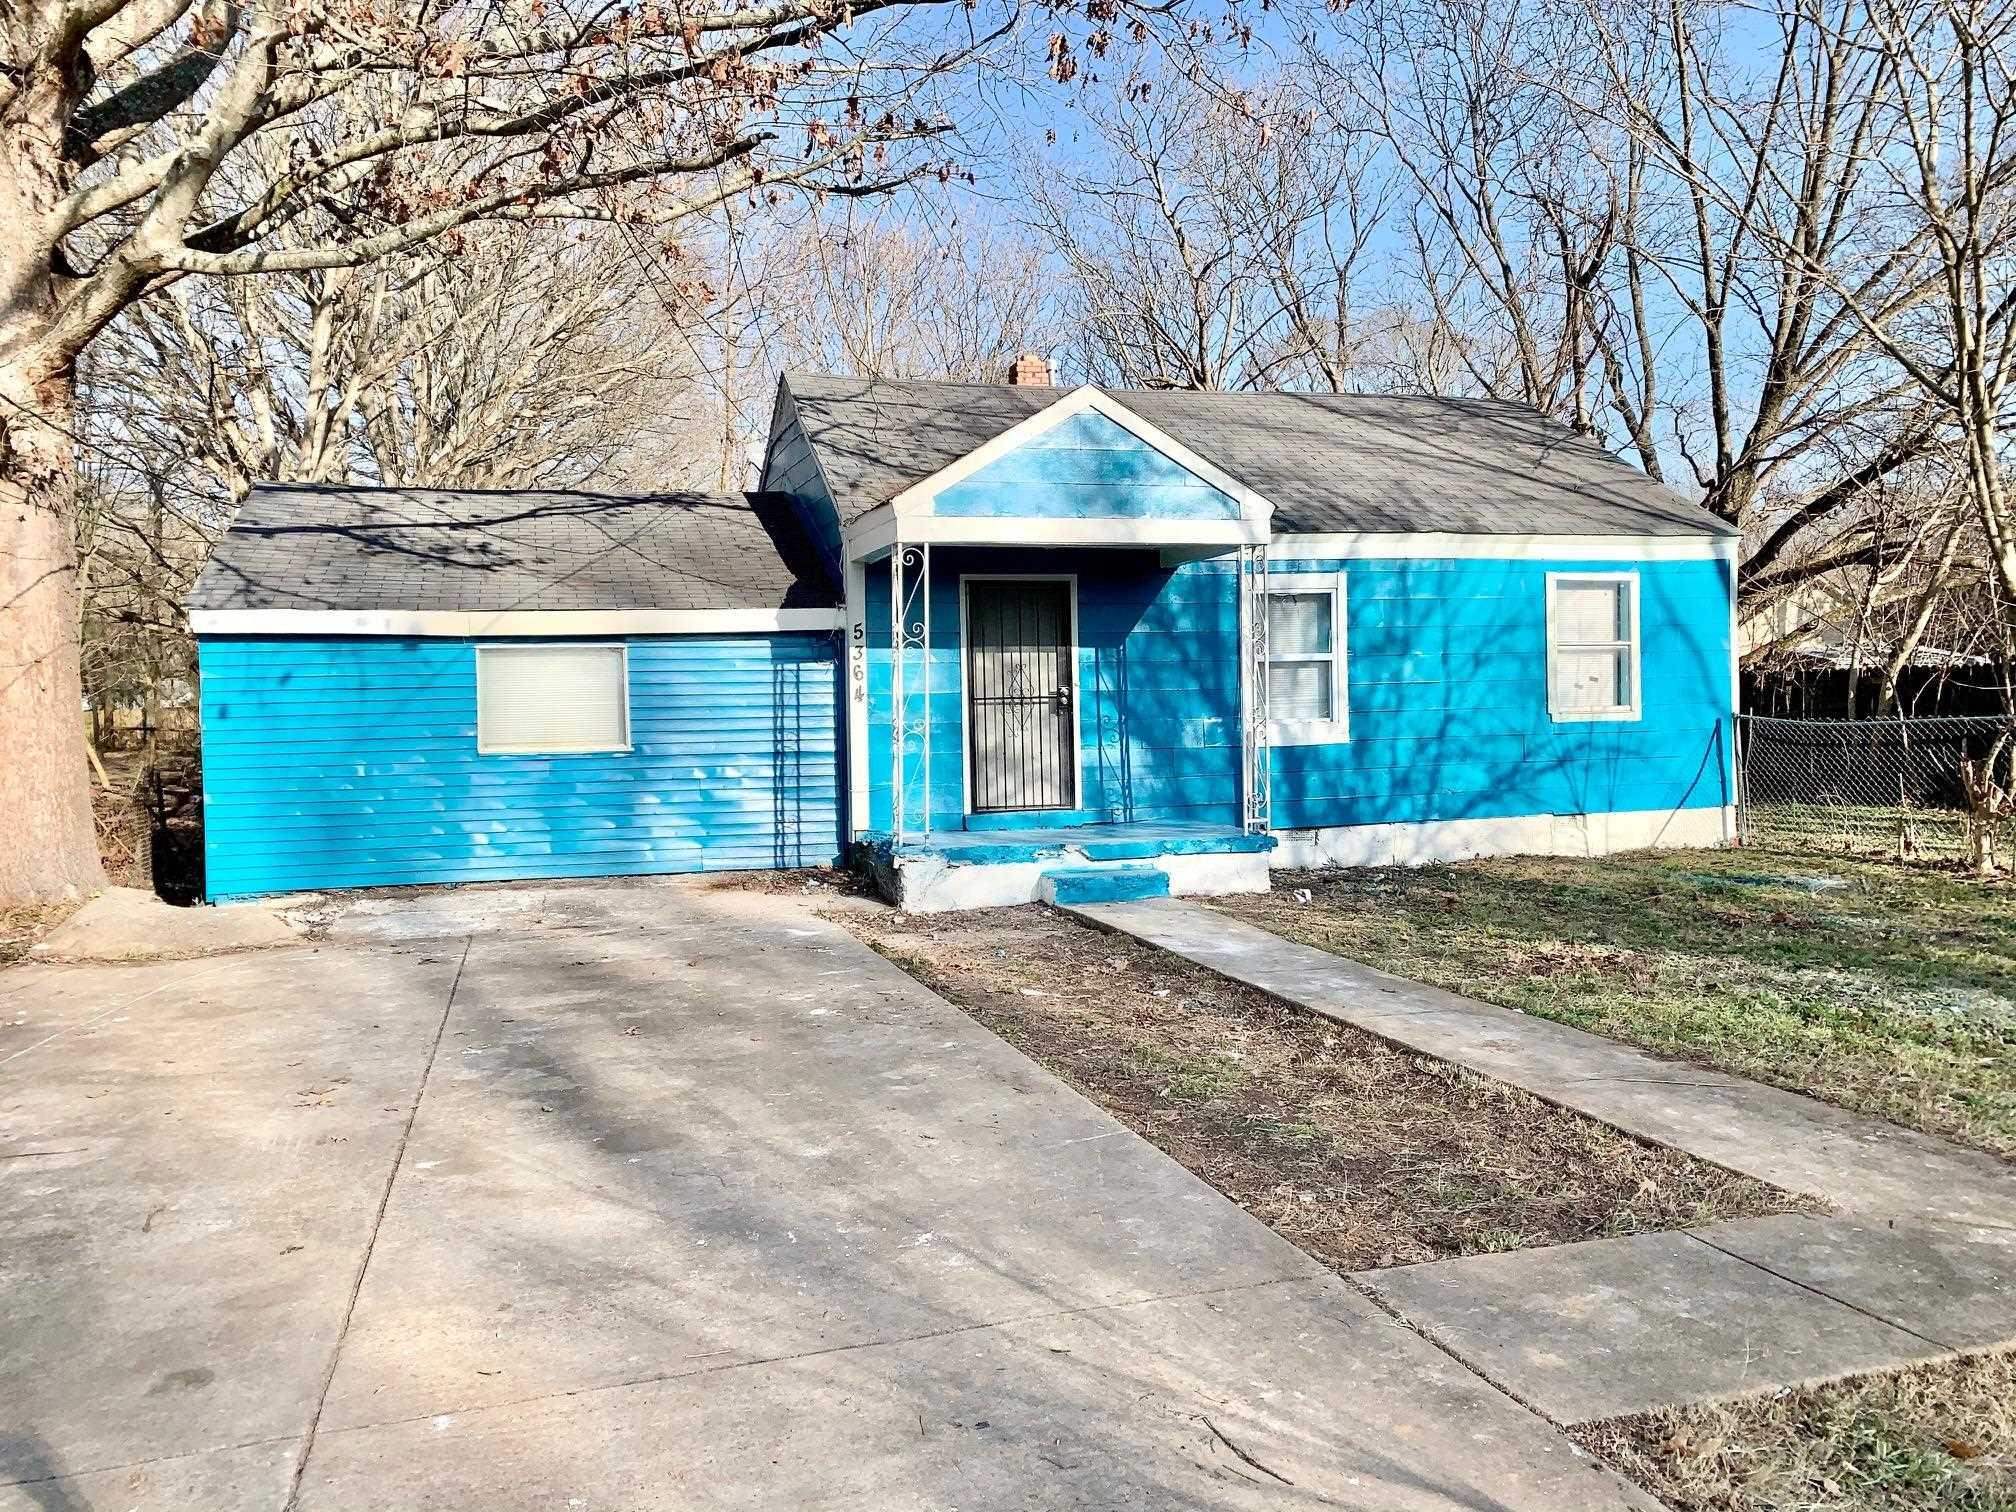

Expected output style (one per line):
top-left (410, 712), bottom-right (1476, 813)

top-left (784, 375), bottom-right (1738, 538)
top-left (188, 484), bottom-right (836, 613)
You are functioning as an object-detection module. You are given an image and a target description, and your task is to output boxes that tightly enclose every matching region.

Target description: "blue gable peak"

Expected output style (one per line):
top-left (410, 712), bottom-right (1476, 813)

top-left (931, 409), bottom-right (1243, 522)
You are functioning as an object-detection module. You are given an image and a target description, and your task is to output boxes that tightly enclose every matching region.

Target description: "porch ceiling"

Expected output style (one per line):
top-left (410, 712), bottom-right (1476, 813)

top-left (843, 505), bottom-right (1266, 561)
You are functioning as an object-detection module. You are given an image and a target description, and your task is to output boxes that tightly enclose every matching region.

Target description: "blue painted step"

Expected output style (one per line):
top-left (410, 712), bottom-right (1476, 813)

top-left (1038, 865), bottom-right (1170, 906)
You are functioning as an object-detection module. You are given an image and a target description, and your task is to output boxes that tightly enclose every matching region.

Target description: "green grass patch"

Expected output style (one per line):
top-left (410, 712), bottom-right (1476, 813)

top-left (1216, 846), bottom-right (2016, 1157)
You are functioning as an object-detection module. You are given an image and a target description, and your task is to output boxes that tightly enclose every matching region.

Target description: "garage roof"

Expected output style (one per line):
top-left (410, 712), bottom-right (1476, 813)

top-left (189, 484), bottom-right (836, 613)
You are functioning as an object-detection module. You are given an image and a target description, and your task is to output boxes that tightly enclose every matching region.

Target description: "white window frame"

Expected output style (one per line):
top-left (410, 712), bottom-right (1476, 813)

top-left (475, 642), bottom-right (633, 755)
top-left (1264, 572), bottom-right (1349, 745)
top-left (1545, 572), bottom-right (1642, 723)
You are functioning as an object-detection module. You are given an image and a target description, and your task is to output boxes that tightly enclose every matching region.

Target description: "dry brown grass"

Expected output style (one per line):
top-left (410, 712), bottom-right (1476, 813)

top-left (836, 902), bottom-right (1814, 1271)
top-left (703, 866), bottom-right (876, 898)
top-left (1575, 1350), bottom-right (2016, 1511)
top-left (0, 901), bottom-right (83, 967)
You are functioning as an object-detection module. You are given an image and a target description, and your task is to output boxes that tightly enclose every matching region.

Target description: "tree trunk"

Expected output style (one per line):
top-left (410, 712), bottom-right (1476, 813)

top-left (0, 37), bottom-right (109, 903)
top-left (0, 343), bottom-right (107, 901)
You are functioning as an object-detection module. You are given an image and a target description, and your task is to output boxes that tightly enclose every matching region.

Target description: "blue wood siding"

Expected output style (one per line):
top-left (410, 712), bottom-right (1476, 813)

top-left (863, 549), bottom-right (1732, 837)
top-left (932, 413), bottom-right (1241, 520)
top-left (864, 548), bottom-right (1243, 833)
top-left (1269, 556), bottom-right (1734, 829)
top-left (759, 388), bottom-right (843, 582)
top-left (199, 633), bottom-right (842, 900)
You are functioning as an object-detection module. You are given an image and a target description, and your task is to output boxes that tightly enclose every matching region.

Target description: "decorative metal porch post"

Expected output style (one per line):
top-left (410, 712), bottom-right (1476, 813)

top-left (889, 541), bottom-right (932, 843)
top-left (1241, 543), bottom-right (1272, 835)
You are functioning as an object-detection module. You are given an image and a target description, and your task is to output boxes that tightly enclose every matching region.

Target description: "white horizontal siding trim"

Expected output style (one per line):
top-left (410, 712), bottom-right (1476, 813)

top-left (843, 522), bottom-right (1735, 563)
top-left (189, 608), bottom-right (844, 637)
top-left (1268, 532), bottom-right (1737, 561)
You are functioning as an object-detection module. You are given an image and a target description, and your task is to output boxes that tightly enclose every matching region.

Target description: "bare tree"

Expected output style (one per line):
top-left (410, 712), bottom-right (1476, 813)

top-left (1567, 0), bottom-right (2016, 697)
top-left (66, 221), bottom-right (708, 777)
top-left (74, 461), bottom-right (210, 751)
top-left (779, 208), bottom-right (1065, 381)
top-left (1780, 0), bottom-right (2016, 663)
top-left (0, 0), bottom-right (1164, 899)
top-left (1304, 0), bottom-right (1603, 415)
top-left (89, 226), bottom-right (700, 501)
top-left (1024, 68), bottom-right (1389, 391)
top-left (1302, 0), bottom-right (1952, 580)
top-left (1576, 0), bottom-right (1954, 569)
top-left (654, 203), bottom-right (1068, 492)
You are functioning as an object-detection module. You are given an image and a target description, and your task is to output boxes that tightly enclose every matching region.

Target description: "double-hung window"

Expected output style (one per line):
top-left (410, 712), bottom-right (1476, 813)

top-left (476, 644), bottom-right (631, 754)
top-left (1264, 574), bottom-right (1348, 743)
top-left (1546, 573), bottom-right (1641, 721)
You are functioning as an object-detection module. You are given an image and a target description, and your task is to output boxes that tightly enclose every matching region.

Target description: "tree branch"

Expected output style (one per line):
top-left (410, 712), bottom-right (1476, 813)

top-left (67, 0), bottom-right (243, 164)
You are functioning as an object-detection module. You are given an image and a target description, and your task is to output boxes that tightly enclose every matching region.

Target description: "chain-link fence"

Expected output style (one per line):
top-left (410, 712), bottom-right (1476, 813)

top-left (1739, 713), bottom-right (2016, 865)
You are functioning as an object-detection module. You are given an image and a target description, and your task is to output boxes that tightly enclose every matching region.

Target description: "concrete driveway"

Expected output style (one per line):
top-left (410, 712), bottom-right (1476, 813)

top-left (2, 881), bottom-right (1653, 1511)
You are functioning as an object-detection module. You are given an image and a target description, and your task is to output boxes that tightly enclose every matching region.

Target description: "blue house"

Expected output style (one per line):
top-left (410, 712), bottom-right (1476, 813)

top-left (189, 363), bottom-right (1739, 909)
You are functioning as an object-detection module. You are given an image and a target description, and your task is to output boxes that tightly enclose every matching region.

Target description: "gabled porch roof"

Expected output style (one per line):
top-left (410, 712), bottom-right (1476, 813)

top-left (836, 384), bottom-right (1274, 558)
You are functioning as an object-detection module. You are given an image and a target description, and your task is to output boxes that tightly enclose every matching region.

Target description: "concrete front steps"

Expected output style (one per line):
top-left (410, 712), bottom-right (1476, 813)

top-left (1037, 865), bottom-right (1170, 907)
top-left (862, 820), bottom-right (1274, 912)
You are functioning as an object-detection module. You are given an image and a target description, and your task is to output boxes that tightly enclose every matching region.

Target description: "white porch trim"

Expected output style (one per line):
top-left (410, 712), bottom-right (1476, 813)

top-left (844, 558), bottom-right (870, 838)
top-left (887, 384), bottom-right (1275, 524)
top-left (188, 607), bottom-right (845, 637)
top-left (846, 508), bottom-right (1263, 559)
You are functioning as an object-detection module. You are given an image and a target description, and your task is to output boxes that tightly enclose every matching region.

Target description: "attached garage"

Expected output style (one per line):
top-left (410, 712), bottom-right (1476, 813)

top-left (189, 484), bottom-right (843, 900)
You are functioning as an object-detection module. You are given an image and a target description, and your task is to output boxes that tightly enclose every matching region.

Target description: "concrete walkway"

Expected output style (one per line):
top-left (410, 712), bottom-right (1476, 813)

top-left (1071, 898), bottom-right (2016, 1424)
top-left (2, 880), bottom-right (1655, 1510)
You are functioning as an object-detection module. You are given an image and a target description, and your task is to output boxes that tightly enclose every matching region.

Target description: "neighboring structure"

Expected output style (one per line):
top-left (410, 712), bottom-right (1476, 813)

top-left (1740, 577), bottom-right (1996, 717)
top-left (190, 371), bottom-right (1740, 908)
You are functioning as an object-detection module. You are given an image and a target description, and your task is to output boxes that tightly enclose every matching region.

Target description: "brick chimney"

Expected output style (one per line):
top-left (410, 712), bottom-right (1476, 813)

top-left (1006, 351), bottom-right (1053, 386)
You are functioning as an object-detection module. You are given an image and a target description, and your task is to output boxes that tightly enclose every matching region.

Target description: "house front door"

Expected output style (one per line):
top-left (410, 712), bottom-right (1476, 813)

top-left (965, 578), bottom-right (1077, 813)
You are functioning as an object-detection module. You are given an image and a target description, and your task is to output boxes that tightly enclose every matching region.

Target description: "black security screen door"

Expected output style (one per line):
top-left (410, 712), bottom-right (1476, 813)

top-left (966, 579), bottom-right (1076, 813)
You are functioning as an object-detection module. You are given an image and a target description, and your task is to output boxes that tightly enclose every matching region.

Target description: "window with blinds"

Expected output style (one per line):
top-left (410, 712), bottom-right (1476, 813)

top-left (1265, 575), bottom-right (1349, 743)
top-left (1546, 574), bottom-right (1641, 721)
top-left (476, 644), bottom-right (631, 754)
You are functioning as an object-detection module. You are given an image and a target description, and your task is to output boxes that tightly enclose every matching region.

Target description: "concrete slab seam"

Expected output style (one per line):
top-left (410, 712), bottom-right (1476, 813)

top-left (0, 957), bottom-right (246, 1070)
top-left (1343, 1269), bottom-right (1575, 1431)
top-left (283, 934), bottom-right (474, 1510)
top-left (1680, 1228), bottom-right (1969, 1356)
top-left (315, 1273), bottom-right (1327, 1442)
top-left (0, 1433), bottom-right (304, 1492)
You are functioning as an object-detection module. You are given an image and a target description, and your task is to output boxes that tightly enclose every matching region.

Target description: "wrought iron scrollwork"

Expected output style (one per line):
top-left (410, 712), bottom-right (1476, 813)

top-left (888, 542), bottom-right (932, 843)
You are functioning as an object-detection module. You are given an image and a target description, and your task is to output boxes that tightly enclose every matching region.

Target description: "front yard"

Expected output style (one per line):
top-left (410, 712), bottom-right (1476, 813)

top-left (1215, 847), bottom-right (2016, 1159)
top-left (839, 851), bottom-right (2016, 1512)
top-left (839, 904), bottom-right (1805, 1271)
